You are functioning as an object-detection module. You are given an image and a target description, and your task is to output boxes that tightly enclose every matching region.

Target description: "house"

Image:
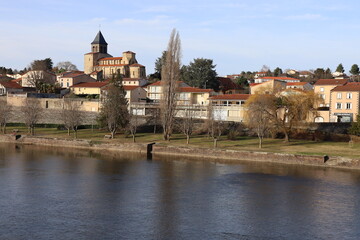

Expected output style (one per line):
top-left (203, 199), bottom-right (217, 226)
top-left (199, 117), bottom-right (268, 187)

top-left (70, 82), bottom-right (109, 95)
top-left (254, 76), bottom-right (300, 84)
top-left (329, 83), bottom-right (360, 122)
top-left (147, 81), bottom-right (190, 102)
top-left (286, 69), bottom-right (299, 75)
top-left (123, 78), bottom-right (148, 87)
top-left (250, 79), bottom-right (287, 94)
top-left (21, 70), bottom-right (56, 88)
top-left (313, 79), bottom-right (348, 107)
top-left (177, 87), bottom-right (213, 105)
top-left (59, 72), bottom-right (96, 88)
top-left (254, 72), bottom-right (267, 78)
top-left (299, 71), bottom-right (313, 78)
top-left (123, 86), bottom-right (147, 103)
top-left (0, 81), bottom-right (23, 95)
top-left (286, 82), bottom-right (313, 91)
top-left (208, 94), bottom-right (250, 122)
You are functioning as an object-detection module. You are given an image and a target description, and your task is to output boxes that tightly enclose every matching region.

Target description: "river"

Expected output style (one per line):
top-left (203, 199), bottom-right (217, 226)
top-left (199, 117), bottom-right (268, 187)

top-left (0, 143), bottom-right (359, 239)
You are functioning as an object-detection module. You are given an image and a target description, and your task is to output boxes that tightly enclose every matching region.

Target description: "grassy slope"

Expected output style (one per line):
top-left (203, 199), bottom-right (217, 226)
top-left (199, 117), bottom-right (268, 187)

top-left (7, 126), bottom-right (360, 159)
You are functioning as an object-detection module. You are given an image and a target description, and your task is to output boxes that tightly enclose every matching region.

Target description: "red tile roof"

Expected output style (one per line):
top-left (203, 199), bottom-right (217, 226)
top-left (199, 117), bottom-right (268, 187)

top-left (250, 83), bottom-right (261, 87)
top-left (60, 72), bottom-right (85, 78)
top-left (96, 64), bottom-right (128, 67)
top-left (314, 79), bottom-right (348, 86)
top-left (148, 81), bottom-right (185, 86)
top-left (286, 82), bottom-right (308, 86)
top-left (123, 86), bottom-right (140, 91)
top-left (130, 64), bottom-right (145, 67)
top-left (209, 94), bottom-right (250, 100)
top-left (99, 57), bottom-right (122, 61)
top-left (179, 87), bottom-right (212, 93)
top-left (11, 78), bottom-right (22, 83)
top-left (0, 81), bottom-right (22, 89)
top-left (331, 84), bottom-right (360, 92)
top-left (260, 77), bottom-right (300, 81)
top-left (70, 82), bottom-right (109, 88)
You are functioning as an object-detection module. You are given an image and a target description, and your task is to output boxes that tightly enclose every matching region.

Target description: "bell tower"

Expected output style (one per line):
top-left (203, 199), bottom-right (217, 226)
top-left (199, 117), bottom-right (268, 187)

top-left (91, 31), bottom-right (108, 53)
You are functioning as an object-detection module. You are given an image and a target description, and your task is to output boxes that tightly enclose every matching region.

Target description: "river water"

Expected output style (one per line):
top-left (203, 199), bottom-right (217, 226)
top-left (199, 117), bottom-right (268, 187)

top-left (0, 144), bottom-right (360, 240)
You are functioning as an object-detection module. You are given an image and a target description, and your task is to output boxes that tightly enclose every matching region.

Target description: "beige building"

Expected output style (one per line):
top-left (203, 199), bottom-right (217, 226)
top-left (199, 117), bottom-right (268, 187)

top-left (84, 31), bottom-right (146, 79)
top-left (250, 79), bottom-right (287, 94)
top-left (59, 72), bottom-right (96, 88)
top-left (70, 82), bottom-right (109, 95)
top-left (21, 70), bottom-right (56, 88)
top-left (209, 94), bottom-right (250, 122)
top-left (147, 81), bottom-right (190, 102)
top-left (313, 79), bottom-right (348, 107)
top-left (255, 76), bottom-right (300, 84)
top-left (286, 82), bottom-right (313, 91)
top-left (329, 83), bottom-right (360, 122)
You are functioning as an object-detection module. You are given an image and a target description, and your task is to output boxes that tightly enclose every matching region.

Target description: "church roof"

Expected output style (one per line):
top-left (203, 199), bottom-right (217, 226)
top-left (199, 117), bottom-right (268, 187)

top-left (91, 31), bottom-right (108, 45)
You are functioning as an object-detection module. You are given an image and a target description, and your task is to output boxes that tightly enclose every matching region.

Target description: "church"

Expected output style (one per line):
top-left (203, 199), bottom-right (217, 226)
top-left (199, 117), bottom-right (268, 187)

top-left (84, 31), bottom-right (146, 80)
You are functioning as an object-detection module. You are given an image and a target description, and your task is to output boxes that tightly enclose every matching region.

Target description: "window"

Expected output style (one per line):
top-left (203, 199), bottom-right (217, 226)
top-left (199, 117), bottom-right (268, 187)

top-left (346, 103), bottom-right (352, 109)
top-left (320, 94), bottom-right (325, 99)
top-left (336, 103), bottom-right (342, 109)
top-left (337, 93), bottom-right (342, 99)
top-left (346, 92), bottom-right (352, 99)
top-left (320, 87), bottom-right (324, 92)
top-left (67, 82), bottom-right (69, 87)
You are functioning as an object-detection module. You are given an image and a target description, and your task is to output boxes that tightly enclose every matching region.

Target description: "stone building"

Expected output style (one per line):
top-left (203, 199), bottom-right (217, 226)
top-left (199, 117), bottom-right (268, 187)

top-left (84, 31), bottom-right (146, 79)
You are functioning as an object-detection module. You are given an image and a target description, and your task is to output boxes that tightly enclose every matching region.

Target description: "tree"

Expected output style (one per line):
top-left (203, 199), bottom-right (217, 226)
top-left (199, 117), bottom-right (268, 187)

top-left (235, 76), bottom-right (249, 87)
top-left (21, 98), bottom-right (42, 135)
top-left (56, 61), bottom-right (78, 72)
top-left (26, 71), bottom-right (55, 93)
top-left (336, 63), bottom-right (345, 73)
top-left (314, 68), bottom-right (332, 80)
top-left (98, 71), bottom-right (129, 139)
top-left (244, 94), bottom-right (273, 148)
top-left (62, 100), bottom-right (83, 138)
top-left (181, 106), bottom-right (197, 144)
top-left (161, 29), bottom-right (181, 141)
top-left (260, 65), bottom-right (270, 72)
top-left (30, 58), bottom-right (53, 71)
top-left (206, 104), bottom-right (226, 148)
top-left (0, 99), bottom-right (12, 134)
top-left (349, 115), bottom-right (360, 136)
top-left (128, 107), bottom-right (139, 143)
top-left (273, 67), bottom-right (283, 77)
top-left (350, 64), bottom-right (359, 75)
top-left (181, 58), bottom-right (218, 90)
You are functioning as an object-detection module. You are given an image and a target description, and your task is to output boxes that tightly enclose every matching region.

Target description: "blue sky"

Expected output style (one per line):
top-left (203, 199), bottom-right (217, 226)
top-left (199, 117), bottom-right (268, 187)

top-left (1, 0), bottom-right (360, 75)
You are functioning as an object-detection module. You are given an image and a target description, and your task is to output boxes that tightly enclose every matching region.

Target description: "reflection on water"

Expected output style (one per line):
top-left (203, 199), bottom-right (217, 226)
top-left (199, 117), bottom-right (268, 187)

top-left (0, 143), bottom-right (360, 239)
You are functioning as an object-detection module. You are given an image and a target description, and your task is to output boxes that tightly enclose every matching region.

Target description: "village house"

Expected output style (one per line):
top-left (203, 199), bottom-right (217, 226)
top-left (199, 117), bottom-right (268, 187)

top-left (0, 81), bottom-right (23, 95)
top-left (313, 79), bottom-right (348, 107)
top-left (21, 70), bottom-right (56, 88)
top-left (208, 94), bottom-right (250, 122)
top-left (147, 81), bottom-right (190, 102)
top-left (254, 76), bottom-right (300, 84)
top-left (70, 82), bottom-right (109, 96)
top-left (59, 72), bottom-right (96, 88)
top-left (286, 82), bottom-right (313, 91)
top-left (250, 79), bottom-right (287, 94)
top-left (329, 83), bottom-right (360, 122)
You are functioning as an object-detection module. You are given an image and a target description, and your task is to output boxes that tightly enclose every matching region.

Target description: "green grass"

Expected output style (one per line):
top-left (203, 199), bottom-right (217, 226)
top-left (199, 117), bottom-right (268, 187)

top-left (6, 125), bottom-right (360, 159)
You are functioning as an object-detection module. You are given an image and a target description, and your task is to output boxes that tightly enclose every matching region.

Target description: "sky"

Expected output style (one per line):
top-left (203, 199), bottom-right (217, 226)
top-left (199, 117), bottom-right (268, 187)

top-left (1, 0), bottom-right (360, 76)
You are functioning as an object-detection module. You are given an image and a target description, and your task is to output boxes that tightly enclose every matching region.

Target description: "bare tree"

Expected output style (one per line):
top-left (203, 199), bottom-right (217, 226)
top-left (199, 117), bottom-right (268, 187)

top-left (0, 98), bottom-right (12, 134)
top-left (56, 61), bottom-right (78, 72)
top-left (21, 98), bottom-right (42, 135)
top-left (244, 94), bottom-right (273, 148)
top-left (128, 107), bottom-right (139, 143)
top-left (98, 72), bottom-right (129, 139)
top-left (62, 100), bottom-right (83, 138)
top-left (161, 29), bottom-right (182, 141)
top-left (181, 106), bottom-right (197, 144)
top-left (26, 71), bottom-right (55, 93)
top-left (206, 104), bottom-right (226, 148)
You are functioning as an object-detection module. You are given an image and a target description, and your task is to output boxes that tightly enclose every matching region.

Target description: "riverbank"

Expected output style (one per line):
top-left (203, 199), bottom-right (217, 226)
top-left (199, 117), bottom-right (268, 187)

top-left (1, 134), bottom-right (359, 170)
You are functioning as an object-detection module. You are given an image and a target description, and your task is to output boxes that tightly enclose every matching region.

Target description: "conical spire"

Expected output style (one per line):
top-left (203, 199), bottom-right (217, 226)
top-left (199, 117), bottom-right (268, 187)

top-left (91, 31), bottom-right (108, 45)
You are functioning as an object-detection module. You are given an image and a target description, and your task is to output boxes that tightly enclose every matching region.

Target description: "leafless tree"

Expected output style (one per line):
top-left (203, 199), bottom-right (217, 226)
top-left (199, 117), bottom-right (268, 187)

top-left (0, 98), bottom-right (12, 134)
top-left (206, 104), bottom-right (226, 147)
top-left (161, 29), bottom-right (182, 141)
top-left (21, 98), bottom-right (42, 135)
top-left (56, 61), bottom-right (78, 72)
top-left (62, 100), bottom-right (83, 138)
top-left (181, 106), bottom-right (197, 144)
top-left (26, 71), bottom-right (54, 93)
top-left (128, 107), bottom-right (139, 143)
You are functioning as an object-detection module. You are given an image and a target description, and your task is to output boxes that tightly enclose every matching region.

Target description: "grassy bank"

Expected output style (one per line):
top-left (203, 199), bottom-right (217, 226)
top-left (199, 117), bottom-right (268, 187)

top-left (6, 126), bottom-right (360, 159)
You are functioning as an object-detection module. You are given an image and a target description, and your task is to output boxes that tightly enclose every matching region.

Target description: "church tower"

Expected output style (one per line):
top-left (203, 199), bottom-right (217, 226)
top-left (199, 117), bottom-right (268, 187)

top-left (84, 31), bottom-right (112, 74)
top-left (91, 31), bottom-right (108, 53)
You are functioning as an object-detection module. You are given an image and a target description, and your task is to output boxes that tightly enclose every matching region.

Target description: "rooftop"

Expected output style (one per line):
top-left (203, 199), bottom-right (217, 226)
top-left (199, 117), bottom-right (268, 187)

top-left (314, 79), bottom-right (348, 86)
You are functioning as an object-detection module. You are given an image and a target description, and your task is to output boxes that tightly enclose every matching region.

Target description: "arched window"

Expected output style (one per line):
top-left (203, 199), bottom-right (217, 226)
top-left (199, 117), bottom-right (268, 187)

top-left (314, 116), bottom-right (324, 123)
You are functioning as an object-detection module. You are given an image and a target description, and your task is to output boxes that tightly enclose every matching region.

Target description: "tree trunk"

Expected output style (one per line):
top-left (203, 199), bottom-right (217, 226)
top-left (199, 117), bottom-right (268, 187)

top-left (132, 134), bottom-right (136, 143)
top-left (111, 131), bottom-right (115, 139)
top-left (214, 138), bottom-right (217, 148)
top-left (186, 135), bottom-right (190, 144)
top-left (153, 125), bottom-right (157, 134)
top-left (67, 128), bottom-right (70, 136)
top-left (284, 131), bottom-right (289, 142)
top-left (74, 130), bottom-right (77, 139)
top-left (258, 136), bottom-right (262, 148)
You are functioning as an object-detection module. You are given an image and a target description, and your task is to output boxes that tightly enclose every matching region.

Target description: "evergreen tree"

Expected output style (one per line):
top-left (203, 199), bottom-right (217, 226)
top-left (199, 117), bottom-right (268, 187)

top-left (336, 63), bottom-right (344, 73)
top-left (350, 64), bottom-right (359, 75)
top-left (181, 58), bottom-right (218, 90)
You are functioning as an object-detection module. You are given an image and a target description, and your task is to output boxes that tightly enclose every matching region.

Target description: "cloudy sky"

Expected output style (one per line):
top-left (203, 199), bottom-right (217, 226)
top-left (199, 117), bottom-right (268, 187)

top-left (1, 0), bottom-right (360, 75)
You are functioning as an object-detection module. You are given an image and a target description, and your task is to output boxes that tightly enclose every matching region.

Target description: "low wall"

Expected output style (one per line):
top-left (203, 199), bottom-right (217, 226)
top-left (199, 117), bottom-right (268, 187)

top-left (152, 145), bottom-right (360, 168)
top-left (0, 135), bottom-right (149, 154)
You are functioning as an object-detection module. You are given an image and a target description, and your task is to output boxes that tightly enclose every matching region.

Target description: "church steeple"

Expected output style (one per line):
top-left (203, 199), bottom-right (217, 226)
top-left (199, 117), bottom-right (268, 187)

top-left (91, 31), bottom-right (108, 53)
